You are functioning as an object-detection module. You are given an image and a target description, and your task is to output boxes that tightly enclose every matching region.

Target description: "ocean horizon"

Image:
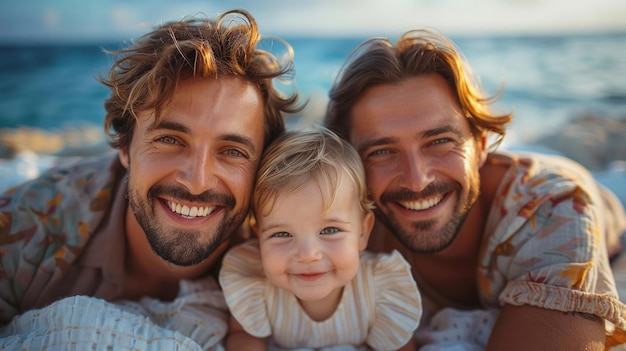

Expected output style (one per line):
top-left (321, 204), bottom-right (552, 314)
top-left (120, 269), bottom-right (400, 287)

top-left (2, 32), bottom-right (626, 129)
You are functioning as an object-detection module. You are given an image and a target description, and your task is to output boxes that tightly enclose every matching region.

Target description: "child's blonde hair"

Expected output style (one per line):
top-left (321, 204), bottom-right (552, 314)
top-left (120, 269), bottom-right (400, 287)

top-left (253, 126), bottom-right (374, 218)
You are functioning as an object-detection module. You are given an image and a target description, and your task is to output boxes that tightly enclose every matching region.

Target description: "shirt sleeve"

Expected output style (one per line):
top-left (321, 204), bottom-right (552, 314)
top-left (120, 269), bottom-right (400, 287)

top-left (495, 195), bottom-right (626, 326)
top-left (218, 239), bottom-right (272, 338)
top-left (0, 155), bottom-right (115, 324)
top-left (479, 154), bottom-right (626, 335)
top-left (366, 250), bottom-right (423, 350)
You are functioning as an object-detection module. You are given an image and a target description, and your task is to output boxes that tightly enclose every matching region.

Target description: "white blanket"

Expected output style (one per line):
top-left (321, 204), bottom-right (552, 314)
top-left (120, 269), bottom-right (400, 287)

top-left (0, 277), bottom-right (228, 351)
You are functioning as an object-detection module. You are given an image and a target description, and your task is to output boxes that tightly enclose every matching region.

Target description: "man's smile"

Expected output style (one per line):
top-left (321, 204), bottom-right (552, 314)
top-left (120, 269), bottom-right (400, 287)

top-left (399, 194), bottom-right (445, 211)
top-left (166, 199), bottom-right (217, 218)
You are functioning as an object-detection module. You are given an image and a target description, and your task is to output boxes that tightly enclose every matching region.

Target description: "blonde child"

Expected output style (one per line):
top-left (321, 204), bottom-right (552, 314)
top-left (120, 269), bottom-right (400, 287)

top-left (219, 127), bottom-right (422, 350)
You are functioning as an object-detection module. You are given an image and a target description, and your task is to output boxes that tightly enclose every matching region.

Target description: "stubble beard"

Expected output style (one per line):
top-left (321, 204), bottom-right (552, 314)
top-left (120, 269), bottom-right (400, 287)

top-left (127, 183), bottom-right (247, 266)
top-left (376, 178), bottom-right (480, 253)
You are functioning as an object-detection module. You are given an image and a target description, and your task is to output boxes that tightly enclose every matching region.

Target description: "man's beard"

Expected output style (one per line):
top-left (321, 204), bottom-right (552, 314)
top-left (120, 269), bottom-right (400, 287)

top-left (376, 178), bottom-right (480, 253)
top-left (127, 183), bottom-right (247, 266)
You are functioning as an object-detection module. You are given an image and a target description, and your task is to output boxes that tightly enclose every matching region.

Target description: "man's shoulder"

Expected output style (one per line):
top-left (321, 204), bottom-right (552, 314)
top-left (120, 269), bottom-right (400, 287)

top-left (482, 151), bottom-right (608, 248)
top-left (4, 152), bottom-right (122, 200)
top-left (487, 150), bottom-right (598, 197)
top-left (488, 150), bottom-right (593, 179)
top-left (42, 152), bottom-right (122, 184)
top-left (0, 152), bottom-right (124, 241)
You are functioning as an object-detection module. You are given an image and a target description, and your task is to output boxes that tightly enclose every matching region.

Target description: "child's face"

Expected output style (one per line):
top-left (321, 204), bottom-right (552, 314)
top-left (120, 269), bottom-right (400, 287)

top-left (256, 176), bottom-right (373, 304)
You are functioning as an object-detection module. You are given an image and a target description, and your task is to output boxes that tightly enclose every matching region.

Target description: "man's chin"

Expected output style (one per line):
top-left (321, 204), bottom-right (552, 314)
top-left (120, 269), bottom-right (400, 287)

top-left (379, 218), bottom-right (453, 253)
top-left (151, 241), bottom-right (215, 267)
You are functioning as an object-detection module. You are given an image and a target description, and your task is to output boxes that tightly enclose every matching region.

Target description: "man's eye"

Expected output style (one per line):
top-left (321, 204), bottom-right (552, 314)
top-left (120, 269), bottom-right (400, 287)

top-left (432, 138), bottom-right (452, 145)
top-left (223, 149), bottom-right (247, 158)
top-left (156, 136), bottom-right (180, 145)
top-left (365, 149), bottom-right (390, 159)
top-left (372, 149), bottom-right (390, 155)
top-left (320, 227), bottom-right (340, 235)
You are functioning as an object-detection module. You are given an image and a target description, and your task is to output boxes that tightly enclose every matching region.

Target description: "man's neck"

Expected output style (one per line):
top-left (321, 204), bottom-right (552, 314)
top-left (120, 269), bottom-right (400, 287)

top-left (405, 202), bottom-right (487, 308)
top-left (405, 157), bottom-right (509, 308)
top-left (121, 208), bottom-right (226, 301)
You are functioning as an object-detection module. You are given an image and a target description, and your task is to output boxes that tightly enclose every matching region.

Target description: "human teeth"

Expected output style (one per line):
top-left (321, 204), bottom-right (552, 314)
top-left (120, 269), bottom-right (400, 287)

top-left (400, 195), bottom-right (443, 210)
top-left (167, 201), bottom-right (215, 218)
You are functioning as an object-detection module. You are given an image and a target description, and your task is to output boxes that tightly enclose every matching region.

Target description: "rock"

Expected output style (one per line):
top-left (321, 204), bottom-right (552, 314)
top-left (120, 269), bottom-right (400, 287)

top-left (0, 125), bottom-right (111, 159)
top-left (536, 114), bottom-right (626, 171)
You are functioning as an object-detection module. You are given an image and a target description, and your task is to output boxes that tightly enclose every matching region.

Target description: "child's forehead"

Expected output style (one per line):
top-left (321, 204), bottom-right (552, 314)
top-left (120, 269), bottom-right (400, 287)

top-left (299, 171), bottom-right (356, 196)
top-left (255, 165), bottom-right (364, 217)
top-left (278, 176), bottom-right (359, 209)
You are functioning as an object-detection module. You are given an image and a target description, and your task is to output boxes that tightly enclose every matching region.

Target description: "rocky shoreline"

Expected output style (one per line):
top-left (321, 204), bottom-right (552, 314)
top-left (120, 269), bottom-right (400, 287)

top-left (1, 114), bottom-right (625, 203)
top-left (0, 125), bottom-right (112, 159)
top-left (535, 114), bottom-right (626, 172)
top-left (3, 114), bottom-right (625, 170)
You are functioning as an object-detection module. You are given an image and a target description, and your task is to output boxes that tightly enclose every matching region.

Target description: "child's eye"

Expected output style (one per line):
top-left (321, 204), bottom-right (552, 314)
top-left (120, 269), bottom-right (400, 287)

top-left (320, 227), bottom-right (340, 235)
top-left (270, 231), bottom-right (291, 238)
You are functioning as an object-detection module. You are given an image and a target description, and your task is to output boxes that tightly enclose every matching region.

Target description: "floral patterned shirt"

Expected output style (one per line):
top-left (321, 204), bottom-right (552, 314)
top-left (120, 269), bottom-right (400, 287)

top-left (0, 152), bottom-right (127, 324)
top-left (426, 151), bottom-right (626, 348)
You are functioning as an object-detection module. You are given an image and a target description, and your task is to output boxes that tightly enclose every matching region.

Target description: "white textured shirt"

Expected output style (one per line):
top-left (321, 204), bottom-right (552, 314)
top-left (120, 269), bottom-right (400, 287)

top-left (219, 239), bottom-right (422, 350)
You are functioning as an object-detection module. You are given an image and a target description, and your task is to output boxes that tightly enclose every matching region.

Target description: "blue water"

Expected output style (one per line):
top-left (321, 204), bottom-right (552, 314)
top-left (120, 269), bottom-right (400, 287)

top-left (1, 33), bottom-right (626, 142)
top-left (0, 44), bottom-right (112, 130)
top-left (1, 33), bottom-right (626, 202)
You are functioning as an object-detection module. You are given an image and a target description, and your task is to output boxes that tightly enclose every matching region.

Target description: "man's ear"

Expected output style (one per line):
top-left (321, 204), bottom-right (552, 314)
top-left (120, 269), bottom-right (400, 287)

top-left (477, 133), bottom-right (488, 167)
top-left (119, 147), bottom-right (130, 169)
top-left (359, 211), bottom-right (375, 251)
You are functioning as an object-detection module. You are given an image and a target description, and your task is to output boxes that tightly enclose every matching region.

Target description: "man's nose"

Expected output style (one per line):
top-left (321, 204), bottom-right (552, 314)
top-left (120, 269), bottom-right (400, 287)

top-left (177, 147), bottom-right (219, 194)
top-left (400, 151), bottom-right (435, 192)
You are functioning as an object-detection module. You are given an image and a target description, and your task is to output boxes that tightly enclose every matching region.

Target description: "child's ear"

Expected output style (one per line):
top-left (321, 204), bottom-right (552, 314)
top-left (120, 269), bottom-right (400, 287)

top-left (359, 211), bottom-right (375, 251)
top-left (245, 214), bottom-right (259, 239)
top-left (249, 216), bottom-right (260, 238)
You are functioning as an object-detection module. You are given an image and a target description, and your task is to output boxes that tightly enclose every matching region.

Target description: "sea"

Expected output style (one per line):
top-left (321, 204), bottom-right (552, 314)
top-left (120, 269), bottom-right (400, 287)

top-left (1, 33), bottom-right (626, 203)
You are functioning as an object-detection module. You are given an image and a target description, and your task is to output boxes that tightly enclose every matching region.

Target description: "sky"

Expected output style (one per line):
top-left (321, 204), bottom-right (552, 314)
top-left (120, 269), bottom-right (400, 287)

top-left (1, 0), bottom-right (626, 43)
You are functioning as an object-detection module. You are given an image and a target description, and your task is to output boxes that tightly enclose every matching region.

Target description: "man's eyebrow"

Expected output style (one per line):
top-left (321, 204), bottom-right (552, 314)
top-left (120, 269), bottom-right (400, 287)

top-left (357, 125), bottom-right (464, 154)
top-left (357, 136), bottom-right (398, 154)
top-left (422, 125), bottom-right (463, 139)
top-left (148, 120), bottom-right (190, 134)
top-left (221, 134), bottom-right (257, 154)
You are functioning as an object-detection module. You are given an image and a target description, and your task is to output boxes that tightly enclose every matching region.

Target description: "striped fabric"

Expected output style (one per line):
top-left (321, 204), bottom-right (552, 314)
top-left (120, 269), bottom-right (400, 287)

top-left (0, 277), bottom-right (228, 350)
